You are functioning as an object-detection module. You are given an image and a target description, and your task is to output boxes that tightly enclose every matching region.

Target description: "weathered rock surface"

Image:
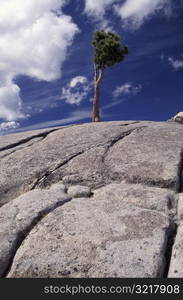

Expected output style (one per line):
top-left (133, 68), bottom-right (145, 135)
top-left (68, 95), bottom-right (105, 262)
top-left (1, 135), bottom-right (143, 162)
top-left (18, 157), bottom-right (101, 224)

top-left (67, 185), bottom-right (91, 198)
top-left (0, 120), bottom-right (182, 278)
top-left (0, 189), bottom-right (70, 277)
top-left (168, 221), bottom-right (183, 277)
top-left (0, 121), bottom-right (183, 207)
top-left (93, 183), bottom-right (176, 215)
top-left (49, 182), bottom-right (66, 193)
top-left (177, 193), bottom-right (183, 221)
top-left (7, 183), bottom-right (173, 278)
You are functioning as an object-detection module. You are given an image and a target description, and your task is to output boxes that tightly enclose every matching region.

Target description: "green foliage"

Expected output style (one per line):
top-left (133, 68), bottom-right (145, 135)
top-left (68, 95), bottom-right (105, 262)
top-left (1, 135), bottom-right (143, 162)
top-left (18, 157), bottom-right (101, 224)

top-left (92, 31), bottom-right (128, 69)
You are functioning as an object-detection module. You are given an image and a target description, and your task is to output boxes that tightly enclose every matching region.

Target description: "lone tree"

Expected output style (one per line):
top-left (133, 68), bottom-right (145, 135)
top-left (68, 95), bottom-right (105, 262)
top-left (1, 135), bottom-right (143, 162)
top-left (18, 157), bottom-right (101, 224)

top-left (92, 31), bottom-right (128, 122)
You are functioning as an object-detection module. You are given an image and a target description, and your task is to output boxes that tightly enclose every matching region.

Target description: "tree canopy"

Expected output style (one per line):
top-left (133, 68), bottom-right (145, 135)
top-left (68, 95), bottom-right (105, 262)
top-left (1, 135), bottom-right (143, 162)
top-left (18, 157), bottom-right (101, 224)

top-left (92, 31), bottom-right (128, 70)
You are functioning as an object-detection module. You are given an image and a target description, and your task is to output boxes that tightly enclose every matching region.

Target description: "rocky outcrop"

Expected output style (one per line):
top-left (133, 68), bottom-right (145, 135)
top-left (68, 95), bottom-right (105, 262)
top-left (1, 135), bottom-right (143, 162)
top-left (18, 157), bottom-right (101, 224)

top-left (0, 121), bottom-right (183, 278)
top-left (173, 111), bottom-right (183, 124)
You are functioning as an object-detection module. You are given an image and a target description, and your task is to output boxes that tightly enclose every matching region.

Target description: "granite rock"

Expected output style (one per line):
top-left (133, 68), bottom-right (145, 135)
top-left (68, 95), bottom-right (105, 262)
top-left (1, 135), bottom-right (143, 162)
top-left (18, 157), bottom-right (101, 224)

top-left (168, 221), bottom-right (183, 277)
top-left (0, 121), bottom-right (182, 278)
top-left (173, 111), bottom-right (183, 124)
top-left (7, 183), bottom-right (172, 278)
top-left (67, 185), bottom-right (91, 198)
top-left (0, 189), bottom-right (70, 277)
top-left (0, 121), bottom-right (182, 207)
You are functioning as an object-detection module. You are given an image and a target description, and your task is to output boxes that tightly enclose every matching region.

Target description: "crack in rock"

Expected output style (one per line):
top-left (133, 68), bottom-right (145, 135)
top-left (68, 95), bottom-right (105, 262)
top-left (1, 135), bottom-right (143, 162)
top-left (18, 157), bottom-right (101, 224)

top-left (101, 126), bottom-right (147, 185)
top-left (6, 191), bottom-right (173, 278)
top-left (162, 222), bottom-right (177, 278)
top-left (0, 124), bottom-right (80, 157)
top-left (0, 123), bottom-right (142, 206)
top-left (117, 121), bottom-right (141, 126)
top-left (30, 126), bottom-right (144, 190)
top-left (30, 150), bottom-right (85, 190)
top-left (0, 137), bottom-right (44, 159)
top-left (177, 148), bottom-right (183, 193)
top-left (162, 150), bottom-right (183, 277)
top-left (100, 126), bottom-right (183, 193)
top-left (102, 126), bottom-right (147, 162)
top-left (0, 189), bottom-right (71, 278)
top-left (0, 128), bottom-right (61, 153)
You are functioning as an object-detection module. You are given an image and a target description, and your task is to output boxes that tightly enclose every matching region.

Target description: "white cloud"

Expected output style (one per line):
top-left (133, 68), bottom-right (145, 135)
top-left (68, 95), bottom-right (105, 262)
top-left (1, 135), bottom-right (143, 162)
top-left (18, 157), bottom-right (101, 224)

top-left (84, 0), bottom-right (173, 30)
top-left (70, 76), bottom-right (88, 88)
top-left (116, 0), bottom-right (170, 29)
top-left (0, 121), bottom-right (20, 133)
top-left (61, 76), bottom-right (92, 105)
top-left (168, 57), bottom-right (183, 71)
top-left (84, 0), bottom-right (121, 30)
top-left (0, 0), bottom-right (78, 121)
top-left (84, 0), bottom-right (117, 18)
top-left (113, 83), bottom-right (142, 98)
top-left (102, 98), bottom-right (124, 110)
top-left (0, 84), bottom-right (24, 120)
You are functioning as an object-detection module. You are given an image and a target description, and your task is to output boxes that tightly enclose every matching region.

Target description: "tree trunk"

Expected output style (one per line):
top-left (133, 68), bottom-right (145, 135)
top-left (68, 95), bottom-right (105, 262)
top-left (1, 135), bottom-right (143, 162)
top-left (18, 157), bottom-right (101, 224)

top-left (92, 81), bottom-right (100, 122)
top-left (92, 66), bottom-right (104, 122)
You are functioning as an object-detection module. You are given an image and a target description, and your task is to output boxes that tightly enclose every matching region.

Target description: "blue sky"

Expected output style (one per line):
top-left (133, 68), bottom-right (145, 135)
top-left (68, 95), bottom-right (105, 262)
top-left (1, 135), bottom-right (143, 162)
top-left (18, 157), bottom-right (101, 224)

top-left (0, 0), bottom-right (183, 134)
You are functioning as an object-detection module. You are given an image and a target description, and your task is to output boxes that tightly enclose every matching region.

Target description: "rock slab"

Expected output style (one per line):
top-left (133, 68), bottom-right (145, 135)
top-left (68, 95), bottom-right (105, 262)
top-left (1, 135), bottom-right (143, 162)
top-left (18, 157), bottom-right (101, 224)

top-left (0, 121), bottom-right (182, 278)
top-left (8, 183), bottom-right (173, 278)
top-left (0, 121), bottom-right (183, 206)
